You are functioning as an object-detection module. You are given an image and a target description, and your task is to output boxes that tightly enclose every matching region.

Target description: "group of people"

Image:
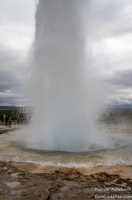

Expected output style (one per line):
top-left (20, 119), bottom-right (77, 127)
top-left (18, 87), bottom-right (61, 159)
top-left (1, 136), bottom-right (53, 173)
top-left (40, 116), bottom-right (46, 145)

top-left (1, 114), bottom-right (12, 126)
top-left (1, 114), bottom-right (23, 126)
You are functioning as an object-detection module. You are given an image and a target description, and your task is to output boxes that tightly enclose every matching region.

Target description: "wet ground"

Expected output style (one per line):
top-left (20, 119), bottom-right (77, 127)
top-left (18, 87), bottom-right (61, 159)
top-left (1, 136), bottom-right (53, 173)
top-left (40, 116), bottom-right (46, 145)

top-left (0, 124), bottom-right (132, 199)
top-left (0, 123), bottom-right (132, 168)
top-left (0, 161), bottom-right (132, 200)
top-left (0, 124), bottom-right (19, 134)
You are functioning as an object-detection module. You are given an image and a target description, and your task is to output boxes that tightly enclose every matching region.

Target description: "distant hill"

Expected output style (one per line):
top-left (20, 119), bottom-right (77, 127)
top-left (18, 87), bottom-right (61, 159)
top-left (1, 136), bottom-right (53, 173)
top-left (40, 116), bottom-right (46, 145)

top-left (109, 104), bottom-right (132, 109)
top-left (0, 106), bottom-right (17, 110)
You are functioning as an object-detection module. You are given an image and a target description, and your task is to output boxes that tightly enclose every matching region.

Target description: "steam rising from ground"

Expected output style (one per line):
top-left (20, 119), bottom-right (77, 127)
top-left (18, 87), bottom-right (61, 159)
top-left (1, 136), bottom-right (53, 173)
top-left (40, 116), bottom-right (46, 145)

top-left (26, 0), bottom-right (104, 151)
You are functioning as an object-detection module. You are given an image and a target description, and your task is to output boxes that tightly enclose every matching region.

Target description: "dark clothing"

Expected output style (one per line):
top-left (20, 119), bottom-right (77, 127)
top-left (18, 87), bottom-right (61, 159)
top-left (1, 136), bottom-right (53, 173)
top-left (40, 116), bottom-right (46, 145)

top-left (6, 116), bottom-right (9, 125)
top-left (1, 115), bottom-right (3, 122)
top-left (17, 117), bottom-right (20, 124)
top-left (9, 116), bottom-right (12, 127)
top-left (3, 114), bottom-right (6, 122)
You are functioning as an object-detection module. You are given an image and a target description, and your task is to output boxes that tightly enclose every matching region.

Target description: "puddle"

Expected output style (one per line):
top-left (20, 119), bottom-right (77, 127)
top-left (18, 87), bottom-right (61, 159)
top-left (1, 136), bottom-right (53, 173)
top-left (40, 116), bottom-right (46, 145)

top-left (104, 181), bottom-right (115, 186)
top-left (10, 189), bottom-right (26, 196)
top-left (2, 167), bottom-right (7, 170)
top-left (63, 180), bottom-right (79, 187)
top-left (11, 172), bottom-right (19, 178)
top-left (59, 180), bottom-right (79, 193)
top-left (5, 181), bottom-right (20, 188)
top-left (82, 187), bottom-right (95, 194)
top-left (60, 185), bottom-right (70, 192)
top-left (8, 169), bottom-right (13, 173)
top-left (10, 190), bottom-right (18, 195)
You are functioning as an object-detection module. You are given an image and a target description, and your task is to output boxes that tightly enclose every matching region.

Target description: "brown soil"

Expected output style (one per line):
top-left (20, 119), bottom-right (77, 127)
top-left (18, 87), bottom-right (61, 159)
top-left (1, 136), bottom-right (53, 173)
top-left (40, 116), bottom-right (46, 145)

top-left (0, 161), bottom-right (132, 200)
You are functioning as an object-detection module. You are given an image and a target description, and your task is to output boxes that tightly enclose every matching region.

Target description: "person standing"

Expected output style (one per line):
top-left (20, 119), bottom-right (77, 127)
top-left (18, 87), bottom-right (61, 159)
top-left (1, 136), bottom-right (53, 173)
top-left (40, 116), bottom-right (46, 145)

top-left (9, 116), bottom-right (12, 127)
top-left (6, 115), bottom-right (9, 125)
top-left (1, 115), bottom-right (3, 122)
top-left (3, 114), bottom-right (6, 122)
top-left (17, 116), bottom-right (20, 124)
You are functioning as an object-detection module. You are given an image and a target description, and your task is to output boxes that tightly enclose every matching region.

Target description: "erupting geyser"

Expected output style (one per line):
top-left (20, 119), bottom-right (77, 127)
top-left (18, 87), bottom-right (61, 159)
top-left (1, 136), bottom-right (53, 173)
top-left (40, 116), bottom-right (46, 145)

top-left (27, 0), bottom-right (103, 152)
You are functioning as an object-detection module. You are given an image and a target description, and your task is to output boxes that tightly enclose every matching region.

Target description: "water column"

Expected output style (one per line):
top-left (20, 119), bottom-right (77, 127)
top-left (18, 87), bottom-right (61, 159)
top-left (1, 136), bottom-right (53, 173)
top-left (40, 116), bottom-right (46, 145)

top-left (29, 0), bottom-right (100, 151)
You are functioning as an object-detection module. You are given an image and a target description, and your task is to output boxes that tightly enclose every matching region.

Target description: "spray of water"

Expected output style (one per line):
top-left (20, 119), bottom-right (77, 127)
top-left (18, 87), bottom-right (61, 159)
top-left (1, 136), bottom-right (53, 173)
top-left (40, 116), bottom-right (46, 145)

top-left (26, 0), bottom-right (104, 152)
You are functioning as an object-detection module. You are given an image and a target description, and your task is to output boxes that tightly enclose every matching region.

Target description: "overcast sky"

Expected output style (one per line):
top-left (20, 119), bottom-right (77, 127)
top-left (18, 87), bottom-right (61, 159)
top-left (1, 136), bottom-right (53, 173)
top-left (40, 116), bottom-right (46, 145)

top-left (0, 0), bottom-right (132, 107)
top-left (0, 0), bottom-right (36, 106)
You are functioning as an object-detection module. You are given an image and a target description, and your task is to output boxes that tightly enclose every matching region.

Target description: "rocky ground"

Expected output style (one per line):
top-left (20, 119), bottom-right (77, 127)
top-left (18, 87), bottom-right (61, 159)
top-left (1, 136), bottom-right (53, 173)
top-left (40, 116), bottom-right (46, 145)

top-left (0, 162), bottom-right (132, 200)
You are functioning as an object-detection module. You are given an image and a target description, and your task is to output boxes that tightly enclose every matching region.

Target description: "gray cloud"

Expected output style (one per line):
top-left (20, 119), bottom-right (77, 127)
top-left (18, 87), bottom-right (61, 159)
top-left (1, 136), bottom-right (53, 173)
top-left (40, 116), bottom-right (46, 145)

top-left (0, 71), bottom-right (21, 93)
top-left (0, 0), bottom-right (132, 107)
top-left (87, 0), bottom-right (132, 39)
top-left (0, 95), bottom-right (24, 106)
top-left (0, 0), bottom-right (35, 106)
top-left (112, 71), bottom-right (132, 89)
top-left (102, 69), bottom-right (132, 106)
top-left (104, 69), bottom-right (132, 89)
top-left (0, 47), bottom-right (26, 106)
top-left (0, 44), bottom-right (26, 92)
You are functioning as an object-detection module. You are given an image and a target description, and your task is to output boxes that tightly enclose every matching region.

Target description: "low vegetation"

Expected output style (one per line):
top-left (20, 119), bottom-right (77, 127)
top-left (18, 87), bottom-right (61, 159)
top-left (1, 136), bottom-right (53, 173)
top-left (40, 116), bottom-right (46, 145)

top-left (99, 108), bottom-right (132, 124)
top-left (0, 106), bottom-right (31, 122)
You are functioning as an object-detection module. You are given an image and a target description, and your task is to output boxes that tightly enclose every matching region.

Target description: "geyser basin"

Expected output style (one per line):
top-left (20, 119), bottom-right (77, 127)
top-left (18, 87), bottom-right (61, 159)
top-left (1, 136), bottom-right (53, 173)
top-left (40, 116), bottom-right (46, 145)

top-left (27, 0), bottom-right (103, 151)
top-left (0, 124), bottom-right (132, 167)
